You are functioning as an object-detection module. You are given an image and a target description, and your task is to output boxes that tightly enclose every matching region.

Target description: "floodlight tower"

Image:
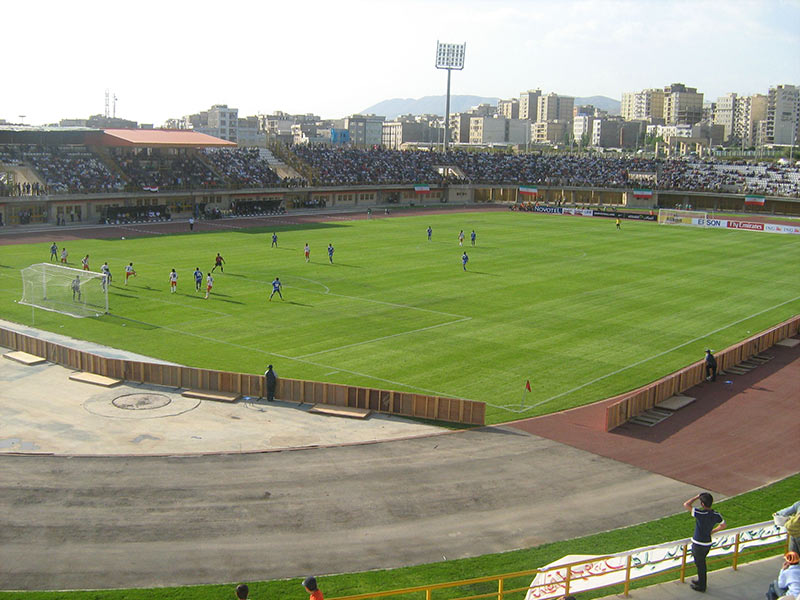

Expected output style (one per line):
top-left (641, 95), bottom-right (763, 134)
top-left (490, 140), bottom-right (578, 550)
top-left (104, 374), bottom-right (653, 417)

top-left (435, 41), bottom-right (466, 152)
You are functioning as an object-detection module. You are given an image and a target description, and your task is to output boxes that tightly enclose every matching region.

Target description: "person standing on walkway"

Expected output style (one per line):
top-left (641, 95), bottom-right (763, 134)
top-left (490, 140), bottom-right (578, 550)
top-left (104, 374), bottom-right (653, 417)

top-left (683, 492), bottom-right (726, 593)
top-left (265, 364), bottom-right (277, 402)
top-left (704, 349), bottom-right (717, 382)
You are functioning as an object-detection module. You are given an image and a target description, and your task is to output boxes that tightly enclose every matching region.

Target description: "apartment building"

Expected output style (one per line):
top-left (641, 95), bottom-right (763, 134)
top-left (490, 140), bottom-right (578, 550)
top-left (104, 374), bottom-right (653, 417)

top-left (713, 93), bottom-right (737, 142)
top-left (519, 89), bottom-right (542, 121)
top-left (537, 93), bottom-right (574, 124)
top-left (662, 83), bottom-right (704, 125)
top-left (734, 94), bottom-right (768, 147)
top-left (765, 84), bottom-right (800, 146)
top-left (498, 98), bottom-right (520, 119)
top-left (620, 88), bottom-right (665, 122)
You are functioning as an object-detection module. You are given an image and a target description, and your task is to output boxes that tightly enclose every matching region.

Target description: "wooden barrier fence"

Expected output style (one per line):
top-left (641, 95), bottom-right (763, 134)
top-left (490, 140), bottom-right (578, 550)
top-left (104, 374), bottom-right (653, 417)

top-left (605, 314), bottom-right (800, 430)
top-left (0, 327), bottom-right (485, 426)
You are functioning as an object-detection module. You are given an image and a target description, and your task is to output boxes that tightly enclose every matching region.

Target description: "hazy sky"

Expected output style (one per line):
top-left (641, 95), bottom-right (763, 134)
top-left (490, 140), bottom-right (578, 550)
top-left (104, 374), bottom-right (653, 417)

top-left (3, 0), bottom-right (798, 126)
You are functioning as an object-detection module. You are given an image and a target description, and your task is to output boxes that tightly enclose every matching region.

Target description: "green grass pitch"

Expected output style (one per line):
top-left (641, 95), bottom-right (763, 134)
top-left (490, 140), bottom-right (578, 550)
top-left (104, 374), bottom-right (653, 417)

top-left (1, 211), bottom-right (799, 425)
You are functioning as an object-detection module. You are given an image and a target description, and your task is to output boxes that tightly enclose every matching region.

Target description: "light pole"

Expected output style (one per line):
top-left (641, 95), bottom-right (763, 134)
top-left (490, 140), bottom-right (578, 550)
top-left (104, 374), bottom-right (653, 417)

top-left (435, 41), bottom-right (466, 152)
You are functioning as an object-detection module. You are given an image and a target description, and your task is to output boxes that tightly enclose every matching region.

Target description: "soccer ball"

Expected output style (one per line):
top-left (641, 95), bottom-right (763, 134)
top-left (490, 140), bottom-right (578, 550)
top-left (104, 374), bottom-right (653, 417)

top-left (121, 236), bottom-right (126, 240)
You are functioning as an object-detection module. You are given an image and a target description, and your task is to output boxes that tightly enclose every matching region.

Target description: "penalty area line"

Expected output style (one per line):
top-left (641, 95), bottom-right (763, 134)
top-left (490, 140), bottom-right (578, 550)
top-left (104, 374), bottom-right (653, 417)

top-left (99, 317), bottom-right (474, 400)
top-left (524, 292), bottom-right (800, 411)
top-left (292, 316), bottom-right (472, 359)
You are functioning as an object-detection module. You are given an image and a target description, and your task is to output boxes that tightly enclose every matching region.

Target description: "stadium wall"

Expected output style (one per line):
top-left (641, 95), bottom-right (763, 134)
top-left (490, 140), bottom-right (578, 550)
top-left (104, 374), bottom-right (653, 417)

top-left (0, 326), bottom-right (485, 426)
top-left (4, 184), bottom-right (800, 226)
top-left (605, 314), bottom-right (800, 430)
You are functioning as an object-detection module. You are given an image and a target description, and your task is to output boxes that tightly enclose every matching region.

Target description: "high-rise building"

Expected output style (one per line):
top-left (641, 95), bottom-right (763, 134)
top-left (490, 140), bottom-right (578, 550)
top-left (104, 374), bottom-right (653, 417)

top-left (621, 89), bottom-right (665, 122)
top-left (714, 93), bottom-right (737, 142)
top-left (537, 93), bottom-right (574, 124)
top-left (734, 94), bottom-right (768, 147)
top-left (765, 84), bottom-right (800, 146)
top-left (662, 83), bottom-right (703, 126)
top-left (498, 98), bottom-right (520, 119)
top-left (519, 89), bottom-right (542, 121)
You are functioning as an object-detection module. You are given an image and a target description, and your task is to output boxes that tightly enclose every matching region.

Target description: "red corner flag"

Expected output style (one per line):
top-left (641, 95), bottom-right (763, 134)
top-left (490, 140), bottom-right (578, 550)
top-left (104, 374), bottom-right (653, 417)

top-left (525, 380), bottom-right (532, 392)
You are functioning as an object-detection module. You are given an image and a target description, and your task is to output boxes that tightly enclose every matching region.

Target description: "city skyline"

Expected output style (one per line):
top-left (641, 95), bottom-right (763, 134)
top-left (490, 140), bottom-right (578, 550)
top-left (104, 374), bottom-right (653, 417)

top-left (3, 0), bottom-right (799, 127)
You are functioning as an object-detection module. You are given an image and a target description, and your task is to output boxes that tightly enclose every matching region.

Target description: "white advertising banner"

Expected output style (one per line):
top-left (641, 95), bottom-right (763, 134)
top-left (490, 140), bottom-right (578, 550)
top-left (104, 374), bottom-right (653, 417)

top-left (690, 218), bottom-right (800, 235)
top-left (524, 522), bottom-right (784, 600)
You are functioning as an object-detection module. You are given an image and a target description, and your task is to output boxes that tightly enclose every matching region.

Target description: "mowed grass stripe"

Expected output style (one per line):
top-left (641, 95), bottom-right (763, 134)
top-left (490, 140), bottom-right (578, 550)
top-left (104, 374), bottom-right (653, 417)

top-left (1, 211), bottom-right (799, 424)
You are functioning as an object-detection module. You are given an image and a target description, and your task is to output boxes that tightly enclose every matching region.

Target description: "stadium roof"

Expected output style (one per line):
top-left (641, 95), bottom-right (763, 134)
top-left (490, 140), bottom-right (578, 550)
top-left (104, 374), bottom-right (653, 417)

top-left (100, 129), bottom-right (237, 147)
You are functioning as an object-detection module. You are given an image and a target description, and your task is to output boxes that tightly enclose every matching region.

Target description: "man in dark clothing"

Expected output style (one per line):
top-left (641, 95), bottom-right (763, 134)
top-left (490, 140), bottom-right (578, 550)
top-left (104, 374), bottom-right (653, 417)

top-left (683, 492), bottom-right (726, 592)
top-left (704, 349), bottom-right (717, 381)
top-left (265, 364), bottom-right (277, 402)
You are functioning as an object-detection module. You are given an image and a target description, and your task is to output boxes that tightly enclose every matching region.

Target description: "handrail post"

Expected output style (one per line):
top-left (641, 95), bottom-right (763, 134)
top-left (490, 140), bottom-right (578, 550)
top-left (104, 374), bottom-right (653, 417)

top-left (623, 554), bottom-right (632, 597)
top-left (425, 587), bottom-right (431, 600)
top-left (680, 543), bottom-right (688, 582)
top-left (564, 562), bottom-right (572, 597)
top-left (497, 576), bottom-right (504, 600)
top-left (732, 532), bottom-right (741, 570)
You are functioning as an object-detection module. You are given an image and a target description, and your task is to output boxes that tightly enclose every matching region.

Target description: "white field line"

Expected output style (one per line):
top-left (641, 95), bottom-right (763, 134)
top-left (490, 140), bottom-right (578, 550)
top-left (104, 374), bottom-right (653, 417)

top-left (293, 316), bottom-right (472, 359)
top-left (248, 274), bottom-right (468, 320)
top-left (118, 225), bottom-right (167, 235)
top-left (102, 317), bottom-right (470, 399)
top-left (269, 351), bottom-right (468, 399)
top-left (524, 292), bottom-right (800, 411)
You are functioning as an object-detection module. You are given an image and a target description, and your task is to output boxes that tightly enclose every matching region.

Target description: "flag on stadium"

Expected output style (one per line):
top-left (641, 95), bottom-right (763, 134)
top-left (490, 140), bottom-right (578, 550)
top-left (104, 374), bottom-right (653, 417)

top-left (142, 185), bottom-right (160, 193)
top-left (525, 379), bottom-right (532, 392)
top-left (519, 186), bottom-right (538, 195)
top-left (414, 185), bottom-right (430, 193)
top-left (633, 189), bottom-right (653, 199)
top-left (744, 195), bottom-right (765, 206)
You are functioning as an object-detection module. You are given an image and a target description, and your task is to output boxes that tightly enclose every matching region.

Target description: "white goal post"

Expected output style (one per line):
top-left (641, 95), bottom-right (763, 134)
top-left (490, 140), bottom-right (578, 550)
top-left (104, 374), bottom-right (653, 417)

top-left (20, 263), bottom-right (109, 318)
top-left (657, 208), bottom-right (709, 227)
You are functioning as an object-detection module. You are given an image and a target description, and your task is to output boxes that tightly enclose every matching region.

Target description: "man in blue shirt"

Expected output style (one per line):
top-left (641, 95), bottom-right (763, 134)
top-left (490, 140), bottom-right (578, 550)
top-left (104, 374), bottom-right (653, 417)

top-left (683, 492), bottom-right (726, 592)
top-left (328, 243), bottom-right (334, 263)
top-left (427, 226), bottom-right (432, 241)
top-left (462, 252), bottom-right (469, 271)
top-left (193, 267), bottom-right (203, 292)
top-left (269, 277), bottom-right (283, 301)
top-left (271, 232), bottom-right (278, 248)
top-left (470, 230), bottom-right (476, 246)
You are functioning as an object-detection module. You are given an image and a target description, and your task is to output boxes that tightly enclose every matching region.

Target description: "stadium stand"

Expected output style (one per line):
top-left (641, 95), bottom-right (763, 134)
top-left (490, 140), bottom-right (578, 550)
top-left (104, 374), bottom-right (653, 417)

top-left (2, 136), bottom-right (799, 197)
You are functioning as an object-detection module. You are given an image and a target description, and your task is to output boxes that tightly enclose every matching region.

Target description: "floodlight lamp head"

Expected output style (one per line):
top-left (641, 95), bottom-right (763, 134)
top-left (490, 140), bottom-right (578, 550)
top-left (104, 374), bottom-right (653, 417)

top-left (435, 41), bottom-right (466, 70)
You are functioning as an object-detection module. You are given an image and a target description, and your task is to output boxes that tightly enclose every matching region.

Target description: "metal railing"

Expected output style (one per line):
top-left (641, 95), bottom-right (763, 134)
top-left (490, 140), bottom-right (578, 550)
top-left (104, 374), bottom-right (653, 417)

top-left (328, 521), bottom-right (788, 600)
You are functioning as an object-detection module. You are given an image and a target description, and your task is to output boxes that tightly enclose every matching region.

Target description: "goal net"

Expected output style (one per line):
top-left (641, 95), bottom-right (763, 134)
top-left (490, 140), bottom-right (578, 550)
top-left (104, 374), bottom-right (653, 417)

top-left (657, 208), bottom-right (709, 227)
top-left (20, 263), bottom-right (109, 318)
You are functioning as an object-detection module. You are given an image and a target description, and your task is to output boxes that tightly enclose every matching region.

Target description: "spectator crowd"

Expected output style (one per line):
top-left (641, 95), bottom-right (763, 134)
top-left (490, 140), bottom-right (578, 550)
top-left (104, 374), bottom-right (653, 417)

top-left (2, 143), bottom-right (799, 198)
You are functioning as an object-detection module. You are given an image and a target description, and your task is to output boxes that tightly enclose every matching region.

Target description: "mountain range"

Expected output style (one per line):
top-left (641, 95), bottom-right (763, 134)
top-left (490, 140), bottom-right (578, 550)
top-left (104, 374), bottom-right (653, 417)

top-left (361, 95), bottom-right (621, 119)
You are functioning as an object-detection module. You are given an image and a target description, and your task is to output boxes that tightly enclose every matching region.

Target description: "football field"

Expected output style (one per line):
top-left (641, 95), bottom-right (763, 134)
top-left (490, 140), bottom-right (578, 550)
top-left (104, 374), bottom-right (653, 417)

top-left (2, 211), bottom-right (799, 424)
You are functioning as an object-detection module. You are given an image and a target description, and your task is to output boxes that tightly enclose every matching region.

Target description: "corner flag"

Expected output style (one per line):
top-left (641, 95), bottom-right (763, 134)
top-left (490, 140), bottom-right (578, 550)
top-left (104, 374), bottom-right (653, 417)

top-left (525, 380), bottom-right (532, 392)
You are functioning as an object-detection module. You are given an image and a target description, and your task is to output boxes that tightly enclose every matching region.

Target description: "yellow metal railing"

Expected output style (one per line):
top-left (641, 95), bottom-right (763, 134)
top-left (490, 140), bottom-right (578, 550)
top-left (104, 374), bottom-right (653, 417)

top-left (329, 522), bottom-right (788, 600)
